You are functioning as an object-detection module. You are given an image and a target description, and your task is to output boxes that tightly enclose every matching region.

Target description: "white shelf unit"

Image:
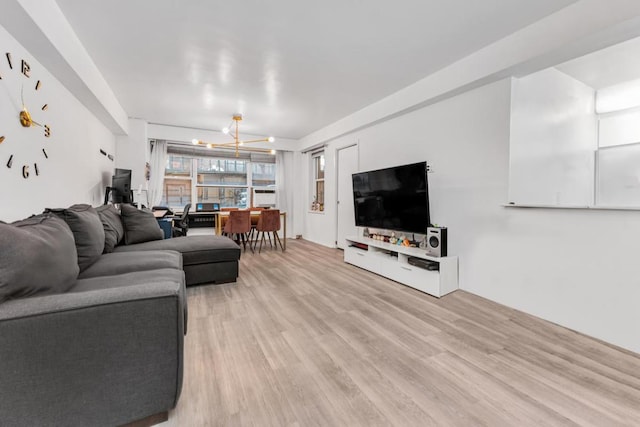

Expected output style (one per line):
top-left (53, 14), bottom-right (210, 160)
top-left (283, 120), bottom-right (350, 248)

top-left (344, 236), bottom-right (458, 298)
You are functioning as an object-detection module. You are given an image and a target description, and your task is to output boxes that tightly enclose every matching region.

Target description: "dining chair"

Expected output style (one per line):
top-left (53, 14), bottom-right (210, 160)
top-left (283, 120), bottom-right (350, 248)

top-left (219, 207), bottom-right (239, 232)
top-left (223, 210), bottom-right (253, 252)
top-left (249, 207), bottom-right (267, 241)
top-left (254, 209), bottom-right (284, 253)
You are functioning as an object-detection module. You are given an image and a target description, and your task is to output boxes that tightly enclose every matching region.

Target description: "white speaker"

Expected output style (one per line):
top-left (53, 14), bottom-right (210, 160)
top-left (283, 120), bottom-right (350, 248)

top-left (426, 227), bottom-right (447, 257)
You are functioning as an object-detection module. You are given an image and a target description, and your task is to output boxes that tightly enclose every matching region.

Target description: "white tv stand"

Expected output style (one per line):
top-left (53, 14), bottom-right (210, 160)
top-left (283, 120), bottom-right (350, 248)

top-left (344, 236), bottom-right (458, 298)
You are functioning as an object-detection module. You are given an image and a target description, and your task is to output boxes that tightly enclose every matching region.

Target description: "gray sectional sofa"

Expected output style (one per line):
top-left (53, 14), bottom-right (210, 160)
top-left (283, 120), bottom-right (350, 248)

top-left (0, 203), bottom-right (241, 426)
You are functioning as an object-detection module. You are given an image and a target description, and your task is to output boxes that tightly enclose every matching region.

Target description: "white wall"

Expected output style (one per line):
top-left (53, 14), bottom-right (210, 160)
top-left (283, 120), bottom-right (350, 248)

top-left (0, 23), bottom-right (116, 221)
top-left (509, 69), bottom-right (597, 206)
top-left (301, 133), bottom-right (358, 247)
top-left (301, 78), bottom-right (640, 354)
top-left (115, 118), bottom-right (149, 202)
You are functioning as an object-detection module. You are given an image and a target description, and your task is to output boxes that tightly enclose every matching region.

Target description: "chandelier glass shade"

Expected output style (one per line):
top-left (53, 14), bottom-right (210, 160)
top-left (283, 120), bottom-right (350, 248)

top-left (191, 114), bottom-right (275, 157)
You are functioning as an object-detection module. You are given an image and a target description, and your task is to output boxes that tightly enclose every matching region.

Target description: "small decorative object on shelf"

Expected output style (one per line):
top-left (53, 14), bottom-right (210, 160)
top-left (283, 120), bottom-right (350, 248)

top-left (389, 232), bottom-right (397, 244)
top-left (363, 227), bottom-right (369, 238)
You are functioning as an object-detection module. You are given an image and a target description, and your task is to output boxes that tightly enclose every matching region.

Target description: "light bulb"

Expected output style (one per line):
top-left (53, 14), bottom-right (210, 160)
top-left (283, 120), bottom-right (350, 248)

top-left (222, 127), bottom-right (230, 134)
top-left (192, 139), bottom-right (199, 145)
top-left (270, 149), bottom-right (276, 155)
top-left (239, 141), bottom-right (244, 146)
top-left (267, 136), bottom-right (275, 143)
top-left (207, 144), bottom-right (213, 149)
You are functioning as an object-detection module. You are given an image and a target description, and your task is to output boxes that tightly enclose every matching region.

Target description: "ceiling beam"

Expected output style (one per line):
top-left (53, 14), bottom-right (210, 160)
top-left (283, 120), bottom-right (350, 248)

top-left (0, 0), bottom-right (129, 135)
top-left (299, 0), bottom-right (640, 149)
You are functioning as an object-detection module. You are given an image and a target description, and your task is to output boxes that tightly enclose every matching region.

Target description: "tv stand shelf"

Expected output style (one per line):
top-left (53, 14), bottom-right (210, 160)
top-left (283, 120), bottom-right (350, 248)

top-left (344, 236), bottom-right (458, 298)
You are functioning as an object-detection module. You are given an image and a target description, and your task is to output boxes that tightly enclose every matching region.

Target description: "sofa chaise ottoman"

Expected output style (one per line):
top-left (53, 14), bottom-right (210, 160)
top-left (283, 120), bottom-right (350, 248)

top-left (97, 203), bottom-right (241, 286)
top-left (114, 235), bottom-right (241, 286)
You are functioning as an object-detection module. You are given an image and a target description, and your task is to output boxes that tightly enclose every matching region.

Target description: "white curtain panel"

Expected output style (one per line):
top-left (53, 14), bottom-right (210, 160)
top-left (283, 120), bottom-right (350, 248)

top-left (276, 151), bottom-right (294, 238)
top-left (148, 140), bottom-right (168, 207)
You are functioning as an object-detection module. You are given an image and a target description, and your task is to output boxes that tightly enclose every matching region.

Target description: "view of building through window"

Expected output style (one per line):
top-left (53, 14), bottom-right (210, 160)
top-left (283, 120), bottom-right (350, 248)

top-left (164, 156), bottom-right (192, 207)
top-left (162, 154), bottom-right (276, 209)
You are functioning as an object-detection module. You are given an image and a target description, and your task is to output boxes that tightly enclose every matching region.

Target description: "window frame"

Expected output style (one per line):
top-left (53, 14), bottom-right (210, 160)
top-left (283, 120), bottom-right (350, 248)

top-left (161, 152), bottom-right (276, 210)
top-left (311, 151), bottom-right (325, 212)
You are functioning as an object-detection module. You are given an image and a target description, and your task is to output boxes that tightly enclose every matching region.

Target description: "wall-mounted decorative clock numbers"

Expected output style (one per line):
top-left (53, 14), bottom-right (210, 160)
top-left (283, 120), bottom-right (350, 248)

top-left (1, 51), bottom-right (51, 178)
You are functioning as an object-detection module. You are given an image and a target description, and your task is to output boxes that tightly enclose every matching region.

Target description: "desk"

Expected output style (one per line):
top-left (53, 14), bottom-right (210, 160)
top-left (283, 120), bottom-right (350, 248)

top-left (215, 211), bottom-right (287, 250)
top-left (187, 211), bottom-right (217, 228)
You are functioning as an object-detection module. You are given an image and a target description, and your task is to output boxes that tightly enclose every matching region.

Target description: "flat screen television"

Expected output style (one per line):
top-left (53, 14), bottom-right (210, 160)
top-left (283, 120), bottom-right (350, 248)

top-left (352, 161), bottom-right (430, 234)
top-left (111, 168), bottom-right (132, 203)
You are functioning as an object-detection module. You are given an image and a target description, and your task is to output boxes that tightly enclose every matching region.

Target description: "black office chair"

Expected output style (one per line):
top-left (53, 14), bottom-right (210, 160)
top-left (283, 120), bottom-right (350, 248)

top-left (172, 203), bottom-right (191, 237)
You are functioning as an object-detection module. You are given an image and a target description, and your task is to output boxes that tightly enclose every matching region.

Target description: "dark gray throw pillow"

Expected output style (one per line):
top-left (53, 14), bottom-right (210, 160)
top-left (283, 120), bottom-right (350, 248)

top-left (46, 204), bottom-right (105, 272)
top-left (96, 204), bottom-right (124, 253)
top-left (0, 214), bottom-right (79, 303)
top-left (120, 203), bottom-right (164, 245)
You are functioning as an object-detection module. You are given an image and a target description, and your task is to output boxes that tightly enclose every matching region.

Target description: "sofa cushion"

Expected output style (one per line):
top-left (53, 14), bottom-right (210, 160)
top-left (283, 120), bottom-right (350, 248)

top-left (71, 267), bottom-right (188, 334)
top-left (71, 268), bottom-right (185, 293)
top-left (0, 214), bottom-right (79, 302)
top-left (96, 204), bottom-right (124, 253)
top-left (113, 235), bottom-right (240, 265)
top-left (78, 250), bottom-right (182, 279)
top-left (46, 204), bottom-right (105, 272)
top-left (120, 204), bottom-right (164, 245)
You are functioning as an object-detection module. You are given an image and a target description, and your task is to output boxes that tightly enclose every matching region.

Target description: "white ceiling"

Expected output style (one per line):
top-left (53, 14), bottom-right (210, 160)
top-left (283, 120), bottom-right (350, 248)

top-left (55, 0), bottom-right (576, 140)
top-left (557, 36), bottom-right (640, 90)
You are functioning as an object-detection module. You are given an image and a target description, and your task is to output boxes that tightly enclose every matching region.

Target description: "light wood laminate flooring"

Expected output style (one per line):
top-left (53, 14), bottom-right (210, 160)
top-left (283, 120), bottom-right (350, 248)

top-left (164, 239), bottom-right (640, 426)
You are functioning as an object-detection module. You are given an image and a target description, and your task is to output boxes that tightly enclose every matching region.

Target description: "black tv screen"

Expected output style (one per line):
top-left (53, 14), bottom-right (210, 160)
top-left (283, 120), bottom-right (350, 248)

top-left (352, 161), bottom-right (430, 234)
top-left (111, 168), bottom-right (132, 203)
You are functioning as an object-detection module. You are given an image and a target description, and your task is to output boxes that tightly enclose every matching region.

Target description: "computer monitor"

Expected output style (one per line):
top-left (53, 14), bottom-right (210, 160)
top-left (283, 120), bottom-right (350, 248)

top-left (111, 169), bottom-right (132, 203)
top-left (196, 202), bottom-right (220, 212)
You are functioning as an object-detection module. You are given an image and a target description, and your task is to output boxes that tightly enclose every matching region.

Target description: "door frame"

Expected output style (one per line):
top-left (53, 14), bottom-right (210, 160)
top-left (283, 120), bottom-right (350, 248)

top-left (335, 142), bottom-right (359, 248)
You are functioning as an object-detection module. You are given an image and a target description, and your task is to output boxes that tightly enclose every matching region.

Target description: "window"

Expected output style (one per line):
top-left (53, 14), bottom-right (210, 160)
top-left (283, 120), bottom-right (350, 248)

top-left (197, 158), bottom-right (248, 185)
top-left (197, 186), bottom-right (248, 208)
top-left (196, 158), bottom-right (249, 208)
top-left (252, 162), bottom-right (276, 187)
top-left (162, 155), bottom-right (192, 208)
top-left (311, 152), bottom-right (325, 211)
top-left (162, 149), bottom-right (276, 210)
top-left (596, 110), bottom-right (640, 206)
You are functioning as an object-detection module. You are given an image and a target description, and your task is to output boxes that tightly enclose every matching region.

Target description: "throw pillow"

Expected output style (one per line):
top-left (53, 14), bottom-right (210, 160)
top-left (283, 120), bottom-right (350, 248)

top-left (120, 203), bottom-right (164, 245)
top-left (0, 214), bottom-right (79, 303)
top-left (96, 204), bottom-right (124, 253)
top-left (46, 204), bottom-right (106, 272)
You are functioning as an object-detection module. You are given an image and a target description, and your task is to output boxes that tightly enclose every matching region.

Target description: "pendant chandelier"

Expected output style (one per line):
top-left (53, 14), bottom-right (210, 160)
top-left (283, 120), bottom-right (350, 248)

top-left (192, 114), bottom-right (275, 157)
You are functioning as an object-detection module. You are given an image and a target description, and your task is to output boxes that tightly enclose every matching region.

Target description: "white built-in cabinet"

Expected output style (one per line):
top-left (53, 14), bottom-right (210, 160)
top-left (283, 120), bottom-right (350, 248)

top-left (344, 236), bottom-right (458, 298)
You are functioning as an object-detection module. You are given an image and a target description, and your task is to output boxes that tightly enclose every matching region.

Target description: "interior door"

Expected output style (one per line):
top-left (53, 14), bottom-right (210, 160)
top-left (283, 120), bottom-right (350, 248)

top-left (336, 144), bottom-right (359, 249)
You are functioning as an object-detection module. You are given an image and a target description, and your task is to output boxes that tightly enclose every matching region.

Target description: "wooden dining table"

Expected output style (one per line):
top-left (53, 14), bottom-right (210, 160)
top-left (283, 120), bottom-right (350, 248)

top-left (215, 210), bottom-right (287, 250)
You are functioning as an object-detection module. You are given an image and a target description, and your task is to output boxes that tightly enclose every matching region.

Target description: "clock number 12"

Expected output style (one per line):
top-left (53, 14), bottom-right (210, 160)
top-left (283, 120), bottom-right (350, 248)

top-left (21, 60), bottom-right (30, 78)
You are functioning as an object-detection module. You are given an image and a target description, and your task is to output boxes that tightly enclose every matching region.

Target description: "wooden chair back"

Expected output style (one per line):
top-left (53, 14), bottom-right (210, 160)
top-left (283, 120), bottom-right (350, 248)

top-left (223, 210), bottom-right (251, 234)
top-left (256, 209), bottom-right (281, 232)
